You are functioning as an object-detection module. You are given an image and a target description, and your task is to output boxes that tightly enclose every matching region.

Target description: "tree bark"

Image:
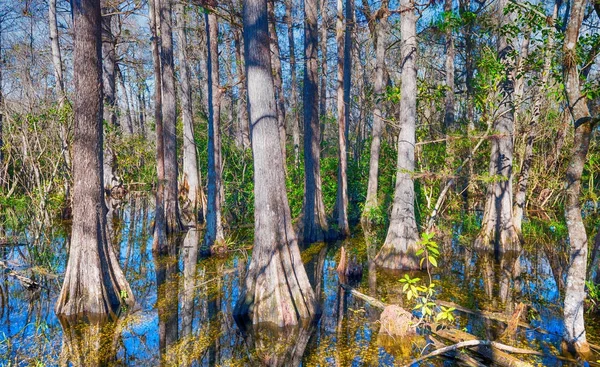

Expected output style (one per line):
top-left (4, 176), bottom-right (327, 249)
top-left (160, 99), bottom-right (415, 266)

top-left (334, 0), bottom-right (349, 237)
top-left (117, 66), bottom-right (134, 135)
top-left (202, 9), bottom-right (226, 255)
top-left (375, 0), bottom-right (419, 270)
top-left (286, 0), bottom-right (300, 166)
top-left (319, 0), bottom-right (328, 119)
top-left (362, 2), bottom-right (388, 221)
top-left (562, 0), bottom-right (595, 356)
top-left (158, 0), bottom-right (183, 234)
top-left (101, 2), bottom-right (118, 191)
top-left (234, 27), bottom-right (251, 150)
top-left (513, 3), bottom-right (557, 232)
top-left (443, 0), bottom-right (455, 132)
top-left (55, 0), bottom-right (134, 317)
top-left (175, 2), bottom-right (204, 224)
top-left (303, 0), bottom-right (328, 243)
top-left (49, 0), bottom-right (65, 99)
top-left (234, 0), bottom-right (318, 326)
top-left (268, 0), bottom-right (287, 164)
top-left (474, 0), bottom-right (520, 253)
top-left (149, 0), bottom-right (167, 254)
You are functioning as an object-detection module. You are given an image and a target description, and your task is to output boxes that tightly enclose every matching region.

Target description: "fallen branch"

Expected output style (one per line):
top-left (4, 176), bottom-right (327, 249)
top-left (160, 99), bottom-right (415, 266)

top-left (435, 300), bottom-right (543, 333)
top-left (0, 261), bottom-right (41, 289)
top-left (429, 336), bottom-right (486, 367)
top-left (404, 339), bottom-right (535, 367)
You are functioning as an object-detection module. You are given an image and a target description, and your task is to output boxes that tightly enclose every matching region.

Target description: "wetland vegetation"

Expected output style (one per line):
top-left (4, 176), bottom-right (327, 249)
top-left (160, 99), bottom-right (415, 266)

top-left (0, 0), bottom-right (599, 365)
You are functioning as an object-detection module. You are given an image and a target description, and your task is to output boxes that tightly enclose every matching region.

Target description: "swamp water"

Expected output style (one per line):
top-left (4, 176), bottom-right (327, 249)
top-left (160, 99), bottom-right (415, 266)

top-left (1, 197), bottom-right (599, 366)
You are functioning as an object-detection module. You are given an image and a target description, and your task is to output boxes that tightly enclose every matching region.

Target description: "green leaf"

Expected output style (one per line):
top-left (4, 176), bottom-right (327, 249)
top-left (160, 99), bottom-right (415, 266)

top-left (428, 256), bottom-right (438, 267)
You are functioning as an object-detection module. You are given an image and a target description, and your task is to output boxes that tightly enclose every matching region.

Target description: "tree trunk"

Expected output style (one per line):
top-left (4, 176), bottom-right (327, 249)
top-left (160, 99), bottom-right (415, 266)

top-left (334, 0), bottom-right (349, 237)
top-left (202, 10), bottom-right (226, 255)
top-left (513, 3), bottom-right (557, 232)
top-left (375, 0), bottom-right (419, 270)
top-left (234, 28), bottom-right (251, 150)
top-left (286, 0), bottom-right (300, 166)
top-left (234, 0), bottom-right (318, 326)
top-left (443, 0), bottom-right (455, 132)
top-left (55, 0), bottom-right (134, 317)
top-left (149, 0), bottom-right (167, 254)
top-left (362, 3), bottom-right (388, 221)
top-left (158, 0), bottom-right (183, 234)
top-left (268, 0), bottom-right (287, 164)
top-left (117, 66), bottom-right (134, 135)
top-left (175, 2), bottom-right (204, 224)
top-left (49, 0), bottom-right (65, 99)
top-left (101, 3), bottom-right (118, 191)
top-left (303, 0), bottom-right (328, 243)
top-left (460, 0), bottom-right (474, 210)
top-left (319, 0), bottom-right (328, 119)
top-left (474, 0), bottom-right (520, 253)
top-left (562, 0), bottom-right (595, 356)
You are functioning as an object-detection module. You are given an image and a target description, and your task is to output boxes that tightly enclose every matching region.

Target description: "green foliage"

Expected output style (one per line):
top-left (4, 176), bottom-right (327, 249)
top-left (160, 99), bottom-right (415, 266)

top-left (221, 136), bottom-right (254, 225)
top-left (586, 281), bottom-right (600, 314)
top-left (112, 134), bottom-right (156, 189)
top-left (416, 232), bottom-right (440, 268)
top-left (398, 233), bottom-right (454, 324)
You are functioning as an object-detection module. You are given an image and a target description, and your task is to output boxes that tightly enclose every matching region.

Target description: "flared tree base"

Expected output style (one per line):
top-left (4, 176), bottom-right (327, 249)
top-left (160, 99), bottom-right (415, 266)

top-left (375, 242), bottom-right (421, 270)
top-left (561, 339), bottom-right (592, 360)
top-left (234, 240), bottom-right (319, 327)
top-left (473, 224), bottom-right (522, 253)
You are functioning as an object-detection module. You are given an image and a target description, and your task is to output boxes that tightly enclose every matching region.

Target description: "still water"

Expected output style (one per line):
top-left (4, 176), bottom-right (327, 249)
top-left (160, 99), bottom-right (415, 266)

top-left (0, 197), bottom-right (598, 366)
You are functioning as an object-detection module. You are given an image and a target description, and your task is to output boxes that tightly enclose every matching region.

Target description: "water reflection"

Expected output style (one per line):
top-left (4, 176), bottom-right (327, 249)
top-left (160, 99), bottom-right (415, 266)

top-left (154, 237), bottom-right (179, 364)
top-left (58, 317), bottom-right (119, 366)
top-left (0, 197), bottom-right (598, 365)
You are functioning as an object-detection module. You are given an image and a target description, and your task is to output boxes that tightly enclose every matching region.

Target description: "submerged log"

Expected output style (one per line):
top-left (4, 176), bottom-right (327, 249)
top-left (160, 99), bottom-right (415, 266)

top-left (430, 336), bottom-right (486, 367)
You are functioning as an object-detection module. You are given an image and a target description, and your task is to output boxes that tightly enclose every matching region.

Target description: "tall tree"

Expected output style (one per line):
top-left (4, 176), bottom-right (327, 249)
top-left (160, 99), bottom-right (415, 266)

top-left (303, 0), bottom-right (328, 243)
top-left (49, 0), bottom-right (65, 99)
top-left (101, 1), bottom-right (119, 191)
top-left (55, 0), bottom-right (134, 317)
top-left (362, 1), bottom-right (388, 223)
top-left (158, 0), bottom-right (183, 233)
top-left (202, 7), bottom-right (226, 255)
top-left (319, 0), bottom-right (328, 118)
top-left (474, 0), bottom-right (520, 253)
top-left (513, 3), bottom-right (558, 232)
top-left (286, 0), bottom-right (300, 166)
top-left (334, 0), bottom-right (350, 236)
top-left (268, 0), bottom-right (287, 163)
top-left (443, 0), bottom-right (455, 132)
top-left (375, 0), bottom-right (419, 270)
top-left (233, 26), bottom-right (251, 150)
top-left (175, 2), bottom-right (204, 223)
top-left (149, 0), bottom-right (167, 253)
top-left (562, 0), bottom-right (596, 356)
top-left (235, 0), bottom-right (318, 326)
